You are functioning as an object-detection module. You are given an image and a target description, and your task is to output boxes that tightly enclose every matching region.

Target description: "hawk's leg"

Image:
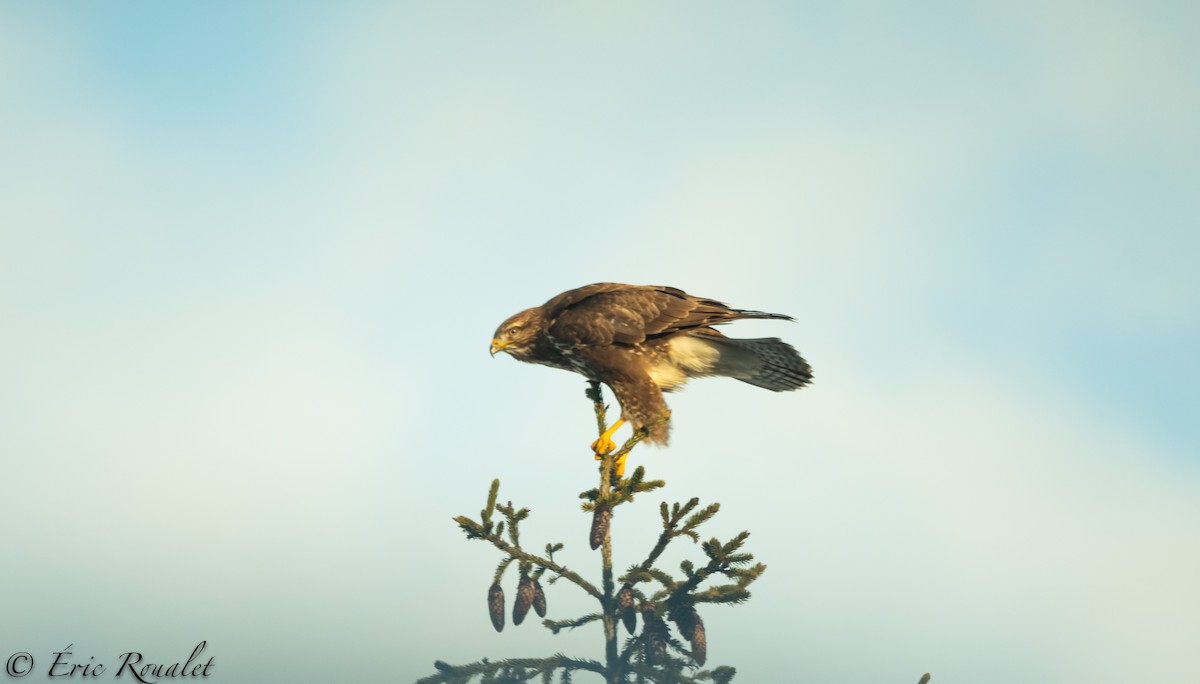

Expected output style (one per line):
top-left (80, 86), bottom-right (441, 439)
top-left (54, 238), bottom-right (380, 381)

top-left (591, 417), bottom-right (625, 457)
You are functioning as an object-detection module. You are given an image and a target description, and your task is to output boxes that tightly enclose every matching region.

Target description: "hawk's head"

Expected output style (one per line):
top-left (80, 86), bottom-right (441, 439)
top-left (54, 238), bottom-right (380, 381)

top-left (490, 308), bottom-right (542, 360)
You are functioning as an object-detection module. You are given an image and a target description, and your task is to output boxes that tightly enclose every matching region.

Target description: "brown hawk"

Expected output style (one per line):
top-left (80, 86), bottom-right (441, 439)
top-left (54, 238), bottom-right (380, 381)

top-left (490, 283), bottom-right (812, 471)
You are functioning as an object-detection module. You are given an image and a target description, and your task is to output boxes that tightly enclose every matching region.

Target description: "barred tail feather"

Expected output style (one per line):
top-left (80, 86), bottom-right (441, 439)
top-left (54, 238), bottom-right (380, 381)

top-left (706, 336), bottom-right (813, 392)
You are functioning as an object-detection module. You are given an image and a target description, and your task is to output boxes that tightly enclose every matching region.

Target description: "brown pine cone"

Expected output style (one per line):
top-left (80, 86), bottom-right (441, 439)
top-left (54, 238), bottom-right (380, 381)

top-left (617, 583), bottom-right (637, 634)
top-left (668, 602), bottom-right (697, 642)
top-left (668, 601), bottom-right (707, 665)
top-left (589, 503), bottom-right (611, 550)
top-left (532, 577), bottom-right (547, 618)
top-left (690, 613), bottom-right (707, 666)
top-left (487, 582), bottom-right (505, 632)
top-left (513, 573), bottom-right (534, 625)
top-left (640, 602), bottom-right (668, 666)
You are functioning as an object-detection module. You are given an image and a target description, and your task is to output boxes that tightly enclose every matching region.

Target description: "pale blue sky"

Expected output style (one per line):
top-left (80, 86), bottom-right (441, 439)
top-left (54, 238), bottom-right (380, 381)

top-left (2, 2), bottom-right (1197, 683)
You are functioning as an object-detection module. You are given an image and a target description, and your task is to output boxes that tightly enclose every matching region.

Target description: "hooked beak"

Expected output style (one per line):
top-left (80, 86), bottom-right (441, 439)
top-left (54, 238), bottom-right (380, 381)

top-left (490, 338), bottom-right (507, 357)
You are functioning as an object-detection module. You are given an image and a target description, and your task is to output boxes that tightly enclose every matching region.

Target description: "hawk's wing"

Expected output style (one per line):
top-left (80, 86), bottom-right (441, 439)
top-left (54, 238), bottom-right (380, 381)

top-left (544, 284), bottom-right (779, 347)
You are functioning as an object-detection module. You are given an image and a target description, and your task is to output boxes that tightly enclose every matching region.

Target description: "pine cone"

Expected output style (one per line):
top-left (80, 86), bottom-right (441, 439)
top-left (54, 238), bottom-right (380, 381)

top-left (617, 583), bottom-right (637, 634)
top-left (532, 577), bottom-right (547, 618)
top-left (641, 602), bottom-right (668, 666)
top-left (668, 601), bottom-right (706, 665)
top-left (487, 582), bottom-right (505, 632)
top-left (669, 601), bottom-right (698, 642)
top-left (513, 573), bottom-right (534, 625)
top-left (690, 613), bottom-right (707, 666)
top-left (589, 503), bottom-right (611, 550)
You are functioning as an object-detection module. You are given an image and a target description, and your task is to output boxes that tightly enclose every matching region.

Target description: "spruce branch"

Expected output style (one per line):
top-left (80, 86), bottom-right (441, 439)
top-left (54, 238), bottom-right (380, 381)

top-left (478, 528), bottom-right (602, 601)
top-left (417, 655), bottom-right (605, 684)
top-left (494, 557), bottom-right (516, 584)
top-left (430, 383), bottom-right (766, 682)
top-left (543, 613), bottom-right (604, 634)
top-left (453, 482), bottom-right (601, 601)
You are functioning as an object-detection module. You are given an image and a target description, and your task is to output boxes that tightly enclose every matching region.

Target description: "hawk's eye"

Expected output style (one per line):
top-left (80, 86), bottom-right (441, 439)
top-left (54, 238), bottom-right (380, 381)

top-left (507, 326), bottom-right (521, 336)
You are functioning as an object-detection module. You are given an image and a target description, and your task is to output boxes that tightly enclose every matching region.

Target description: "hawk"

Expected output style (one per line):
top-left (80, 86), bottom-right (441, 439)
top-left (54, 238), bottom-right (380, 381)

top-left (490, 283), bottom-right (812, 471)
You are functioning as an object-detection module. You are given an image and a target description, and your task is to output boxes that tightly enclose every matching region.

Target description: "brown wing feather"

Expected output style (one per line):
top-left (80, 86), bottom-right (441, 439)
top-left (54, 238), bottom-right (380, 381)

top-left (540, 282), bottom-right (628, 316)
top-left (545, 284), bottom-right (782, 348)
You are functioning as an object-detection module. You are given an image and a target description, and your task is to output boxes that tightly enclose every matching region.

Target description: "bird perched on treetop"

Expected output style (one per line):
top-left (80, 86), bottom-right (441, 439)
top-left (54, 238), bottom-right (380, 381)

top-left (490, 283), bottom-right (812, 474)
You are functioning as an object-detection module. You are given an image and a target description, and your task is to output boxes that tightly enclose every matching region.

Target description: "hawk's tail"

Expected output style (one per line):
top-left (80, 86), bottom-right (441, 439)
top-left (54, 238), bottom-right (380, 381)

top-left (702, 335), bottom-right (813, 392)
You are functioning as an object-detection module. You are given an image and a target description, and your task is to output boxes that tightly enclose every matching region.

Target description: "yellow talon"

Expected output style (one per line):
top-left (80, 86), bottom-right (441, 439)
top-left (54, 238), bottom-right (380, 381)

top-left (592, 418), bottom-right (633, 476)
top-left (591, 417), bottom-right (625, 457)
